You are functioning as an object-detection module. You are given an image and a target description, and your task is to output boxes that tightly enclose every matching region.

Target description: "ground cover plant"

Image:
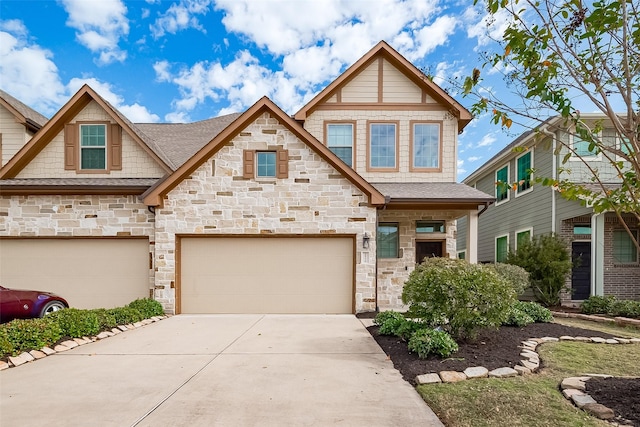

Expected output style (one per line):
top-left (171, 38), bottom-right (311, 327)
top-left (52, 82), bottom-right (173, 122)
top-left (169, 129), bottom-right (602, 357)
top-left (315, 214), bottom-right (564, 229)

top-left (0, 298), bottom-right (164, 359)
top-left (368, 316), bottom-right (640, 427)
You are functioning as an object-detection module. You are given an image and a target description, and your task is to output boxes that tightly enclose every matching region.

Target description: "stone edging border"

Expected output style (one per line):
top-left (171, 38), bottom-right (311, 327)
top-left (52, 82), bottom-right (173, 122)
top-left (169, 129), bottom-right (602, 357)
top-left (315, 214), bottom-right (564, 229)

top-left (551, 311), bottom-right (640, 329)
top-left (560, 374), bottom-right (639, 424)
top-left (415, 334), bottom-right (640, 385)
top-left (0, 315), bottom-right (170, 371)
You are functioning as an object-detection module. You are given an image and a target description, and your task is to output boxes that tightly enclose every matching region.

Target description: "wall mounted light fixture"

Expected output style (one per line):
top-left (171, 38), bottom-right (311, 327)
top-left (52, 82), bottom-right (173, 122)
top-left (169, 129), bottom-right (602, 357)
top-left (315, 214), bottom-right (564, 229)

top-left (363, 232), bottom-right (370, 249)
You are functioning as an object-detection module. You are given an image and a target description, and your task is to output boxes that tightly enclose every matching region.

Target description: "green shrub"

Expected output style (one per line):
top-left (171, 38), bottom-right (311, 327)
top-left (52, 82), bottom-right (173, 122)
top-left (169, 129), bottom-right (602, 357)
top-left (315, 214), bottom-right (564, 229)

top-left (517, 301), bottom-right (553, 323)
top-left (395, 319), bottom-right (425, 340)
top-left (48, 308), bottom-right (100, 338)
top-left (581, 295), bottom-right (617, 314)
top-left (608, 300), bottom-right (640, 318)
top-left (506, 234), bottom-right (572, 306)
top-left (374, 311), bottom-right (406, 335)
top-left (490, 263), bottom-right (531, 295)
top-left (107, 307), bottom-right (144, 325)
top-left (407, 328), bottom-right (458, 358)
top-left (90, 308), bottom-right (118, 330)
top-left (0, 317), bottom-right (62, 357)
top-left (503, 305), bottom-right (535, 327)
top-left (402, 258), bottom-right (516, 340)
top-left (127, 298), bottom-right (164, 318)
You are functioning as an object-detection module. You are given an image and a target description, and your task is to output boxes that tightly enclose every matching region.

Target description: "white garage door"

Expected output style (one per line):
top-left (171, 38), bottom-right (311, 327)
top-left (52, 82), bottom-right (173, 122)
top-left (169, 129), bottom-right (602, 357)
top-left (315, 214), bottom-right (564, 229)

top-left (180, 237), bottom-right (354, 314)
top-left (0, 238), bottom-right (150, 309)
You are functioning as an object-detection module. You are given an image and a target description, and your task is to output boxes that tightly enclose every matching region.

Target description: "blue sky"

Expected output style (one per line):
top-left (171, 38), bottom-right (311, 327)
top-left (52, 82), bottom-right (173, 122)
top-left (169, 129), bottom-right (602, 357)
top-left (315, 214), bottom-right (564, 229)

top-left (1, 0), bottom-right (527, 180)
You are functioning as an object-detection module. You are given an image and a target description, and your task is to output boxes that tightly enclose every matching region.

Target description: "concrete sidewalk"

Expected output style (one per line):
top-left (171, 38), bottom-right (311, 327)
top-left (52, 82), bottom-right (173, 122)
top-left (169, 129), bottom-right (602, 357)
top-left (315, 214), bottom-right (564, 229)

top-left (0, 315), bottom-right (443, 426)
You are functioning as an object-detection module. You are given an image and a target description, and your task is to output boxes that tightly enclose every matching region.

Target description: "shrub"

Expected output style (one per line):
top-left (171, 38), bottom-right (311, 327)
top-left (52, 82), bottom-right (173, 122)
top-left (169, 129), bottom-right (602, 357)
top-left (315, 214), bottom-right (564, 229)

top-left (506, 234), bottom-right (572, 307)
top-left (490, 263), bottom-right (531, 295)
top-left (90, 308), bottom-right (118, 330)
top-left (581, 295), bottom-right (617, 315)
top-left (402, 258), bottom-right (516, 340)
top-left (107, 307), bottom-right (144, 325)
top-left (517, 301), bottom-right (553, 323)
top-left (503, 305), bottom-right (535, 327)
top-left (407, 328), bottom-right (458, 358)
top-left (48, 308), bottom-right (100, 338)
top-left (395, 319), bottom-right (425, 340)
top-left (1, 317), bottom-right (62, 357)
top-left (127, 298), bottom-right (164, 318)
top-left (608, 300), bottom-right (640, 318)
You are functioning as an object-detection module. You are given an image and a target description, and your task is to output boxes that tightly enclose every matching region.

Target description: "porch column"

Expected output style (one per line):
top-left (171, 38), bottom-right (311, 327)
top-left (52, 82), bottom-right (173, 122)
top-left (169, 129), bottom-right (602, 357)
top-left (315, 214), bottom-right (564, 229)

top-left (466, 209), bottom-right (479, 263)
top-left (592, 213), bottom-right (605, 296)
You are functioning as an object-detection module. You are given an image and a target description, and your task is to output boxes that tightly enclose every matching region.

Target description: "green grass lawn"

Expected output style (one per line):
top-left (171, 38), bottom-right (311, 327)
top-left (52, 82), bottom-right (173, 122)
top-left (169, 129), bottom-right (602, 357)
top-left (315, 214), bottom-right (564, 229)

top-left (417, 320), bottom-right (640, 427)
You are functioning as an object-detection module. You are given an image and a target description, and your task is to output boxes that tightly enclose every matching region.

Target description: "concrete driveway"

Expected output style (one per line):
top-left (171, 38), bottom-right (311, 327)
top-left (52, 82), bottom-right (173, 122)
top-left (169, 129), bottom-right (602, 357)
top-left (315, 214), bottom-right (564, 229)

top-left (0, 315), bottom-right (443, 426)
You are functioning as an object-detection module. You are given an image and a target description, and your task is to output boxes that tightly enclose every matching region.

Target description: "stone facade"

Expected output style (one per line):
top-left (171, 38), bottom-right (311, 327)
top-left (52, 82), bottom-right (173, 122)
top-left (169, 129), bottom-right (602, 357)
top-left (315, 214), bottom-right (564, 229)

top-left (303, 109), bottom-right (458, 183)
top-left (18, 101), bottom-right (166, 179)
top-left (0, 194), bottom-right (156, 289)
top-left (376, 209), bottom-right (464, 310)
top-left (153, 113), bottom-right (378, 313)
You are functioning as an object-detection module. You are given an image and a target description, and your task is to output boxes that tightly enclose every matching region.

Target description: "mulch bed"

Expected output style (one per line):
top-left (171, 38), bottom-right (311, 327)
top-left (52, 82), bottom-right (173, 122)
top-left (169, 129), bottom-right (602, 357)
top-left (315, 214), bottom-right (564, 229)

top-left (367, 322), bottom-right (640, 426)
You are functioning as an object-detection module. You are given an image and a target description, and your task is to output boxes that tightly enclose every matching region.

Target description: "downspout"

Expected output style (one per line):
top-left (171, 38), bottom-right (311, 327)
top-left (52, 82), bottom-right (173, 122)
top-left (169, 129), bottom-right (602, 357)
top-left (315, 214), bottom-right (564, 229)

top-left (540, 126), bottom-right (557, 233)
top-left (477, 201), bottom-right (492, 217)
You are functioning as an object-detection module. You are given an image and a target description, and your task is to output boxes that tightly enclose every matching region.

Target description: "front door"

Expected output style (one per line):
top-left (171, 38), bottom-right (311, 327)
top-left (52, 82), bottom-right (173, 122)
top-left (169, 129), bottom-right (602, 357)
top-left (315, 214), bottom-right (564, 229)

top-left (416, 241), bottom-right (444, 264)
top-left (571, 241), bottom-right (591, 300)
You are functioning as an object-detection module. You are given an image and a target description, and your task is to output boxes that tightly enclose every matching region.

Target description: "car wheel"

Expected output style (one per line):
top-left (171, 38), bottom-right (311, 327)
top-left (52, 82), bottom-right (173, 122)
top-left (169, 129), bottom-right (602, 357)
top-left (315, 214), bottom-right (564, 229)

top-left (40, 301), bottom-right (66, 317)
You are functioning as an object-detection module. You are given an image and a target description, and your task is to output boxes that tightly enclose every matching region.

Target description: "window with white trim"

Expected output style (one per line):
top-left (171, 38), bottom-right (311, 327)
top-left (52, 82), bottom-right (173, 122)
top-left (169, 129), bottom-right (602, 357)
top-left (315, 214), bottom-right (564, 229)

top-left (496, 235), bottom-right (509, 263)
top-left (515, 228), bottom-right (532, 250)
top-left (495, 165), bottom-right (509, 203)
top-left (515, 151), bottom-right (532, 194)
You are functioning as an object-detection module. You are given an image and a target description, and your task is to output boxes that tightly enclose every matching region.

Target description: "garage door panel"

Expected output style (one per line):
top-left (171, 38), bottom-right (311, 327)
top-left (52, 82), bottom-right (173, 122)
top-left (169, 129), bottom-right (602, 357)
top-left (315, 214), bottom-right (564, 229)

top-left (180, 237), bottom-right (353, 314)
top-left (1, 239), bottom-right (149, 310)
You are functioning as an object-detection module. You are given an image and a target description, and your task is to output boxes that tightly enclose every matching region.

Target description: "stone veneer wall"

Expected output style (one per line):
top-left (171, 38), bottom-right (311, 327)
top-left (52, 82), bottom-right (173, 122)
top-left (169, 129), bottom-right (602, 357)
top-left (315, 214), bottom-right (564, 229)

top-left (18, 100), bottom-right (166, 179)
top-left (0, 194), bottom-right (156, 288)
top-left (376, 209), bottom-right (464, 310)
top-left (154, 112), bottom-right (378, 313)
top-left (303, 109), bottom-right (458, 183)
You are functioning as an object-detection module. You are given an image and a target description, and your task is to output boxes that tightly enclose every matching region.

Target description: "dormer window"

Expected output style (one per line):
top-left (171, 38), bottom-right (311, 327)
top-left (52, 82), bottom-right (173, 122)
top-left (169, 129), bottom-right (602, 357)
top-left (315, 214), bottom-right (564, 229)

top-left (80, 124), bottom-right (107, 170)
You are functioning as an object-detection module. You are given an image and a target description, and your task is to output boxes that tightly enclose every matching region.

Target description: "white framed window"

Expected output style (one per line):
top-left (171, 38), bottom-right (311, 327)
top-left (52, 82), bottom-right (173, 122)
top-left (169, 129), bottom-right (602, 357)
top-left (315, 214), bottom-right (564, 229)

top-left (80, 124), bottom-right (107, 170)
top-left (617, 135), bottom-right (633, 159)
top-left (515, 150), bottom-right (533, 196)
top-left (457, 250), bottom-right (466, 260)
top-left (570, 132), bottom-right (601, 161)
top-left (368, 122), bottom-right (397, 170)
top-left (515, 228), bottom-right (533, 250)
top-left (327, 123), bottom-right (354, 167)
top-left (411, 122), bottom-right (440, 170)
top-left (495, 164), bottom-right (510, 205)
top-left (495, 234), bottom-right (509, 263)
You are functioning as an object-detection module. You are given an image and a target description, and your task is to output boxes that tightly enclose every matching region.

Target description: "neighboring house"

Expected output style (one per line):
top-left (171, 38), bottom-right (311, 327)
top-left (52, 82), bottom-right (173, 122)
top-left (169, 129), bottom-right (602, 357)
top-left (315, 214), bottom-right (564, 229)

top-left (457, 114), bottom-right (639, 303)
top-left (0, 41), bottom-right (493, 314)
top-left (0, 89), bottom-right (48, 167)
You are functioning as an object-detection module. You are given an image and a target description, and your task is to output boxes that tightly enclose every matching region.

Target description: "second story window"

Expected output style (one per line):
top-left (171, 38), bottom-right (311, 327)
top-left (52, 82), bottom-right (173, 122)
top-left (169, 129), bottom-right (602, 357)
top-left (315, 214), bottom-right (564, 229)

top-left (243, 149), bottom-right (288, 179)
top-left (412, 123), bottom-right (440, 170)
top-left (256, 152), bottom-right (276, 178)
top-left (80, 124), bottom-right (107, 170)
top-left (571, 133), bottom-right (600, 160)
top-left (369, 123), bottom-right (397, 170)
top-left (327, 123), bottom-right (353, 167)
top-left (516, 151), bottom-right (532, 195)
top-left (495, 165), bottom-right (509, 203)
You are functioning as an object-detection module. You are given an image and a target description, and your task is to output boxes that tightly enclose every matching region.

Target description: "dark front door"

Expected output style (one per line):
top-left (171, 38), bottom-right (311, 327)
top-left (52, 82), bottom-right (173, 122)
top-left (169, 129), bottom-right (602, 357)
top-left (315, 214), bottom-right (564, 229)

top-left (571, 241), bottom-right (591, 300)
top-left (416, 241), bottom-right (444, 264)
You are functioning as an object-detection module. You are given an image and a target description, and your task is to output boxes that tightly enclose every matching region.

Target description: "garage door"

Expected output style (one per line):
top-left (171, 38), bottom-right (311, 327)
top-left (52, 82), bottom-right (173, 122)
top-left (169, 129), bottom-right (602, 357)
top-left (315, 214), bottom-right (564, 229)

top-left (0, 238), bottom-right (150, 309)
top-left (180, 237), bottom-right (354, 314)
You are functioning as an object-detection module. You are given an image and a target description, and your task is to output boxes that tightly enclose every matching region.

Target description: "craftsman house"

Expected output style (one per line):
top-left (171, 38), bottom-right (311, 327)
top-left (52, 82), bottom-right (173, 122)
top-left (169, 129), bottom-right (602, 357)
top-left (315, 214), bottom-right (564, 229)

top-left (457, 115), bottom-right (639, 303)
top-left (0, 41), bottom-right (493, 314)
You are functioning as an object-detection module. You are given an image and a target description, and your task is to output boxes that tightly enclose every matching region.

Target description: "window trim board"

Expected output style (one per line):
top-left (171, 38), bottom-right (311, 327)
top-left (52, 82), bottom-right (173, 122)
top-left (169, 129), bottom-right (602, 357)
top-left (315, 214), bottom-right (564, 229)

top-left (366, 120), bottom-right (399, 172)
top-left (409, 120), bottom-right (442, 172)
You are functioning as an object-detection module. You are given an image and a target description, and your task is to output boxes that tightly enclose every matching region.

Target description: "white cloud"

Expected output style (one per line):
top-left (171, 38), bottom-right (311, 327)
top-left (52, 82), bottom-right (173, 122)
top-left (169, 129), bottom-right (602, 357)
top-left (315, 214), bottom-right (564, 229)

top-left (60, 0), bottom-right (129, 65)
top-left (151, 0), bottom-right (214, 38)
top-left (405, 15), bottom-right (458, 61)
top-left (467, 156), bottom-right (481, 162)
top-left (67, 77), bottom-right (160, 123)
top-left (0, 23), bottom-right (66, 115)
top-left (477, 133), bottom-right (498, 148)
top-left (457, 159), bottom-right (466, 175)
top-left (153, 60), bottom-right (172, 82)
top-left (165, 111), bottom-right (189, 123)
top-left (464, 4), bottom-right (514, 49)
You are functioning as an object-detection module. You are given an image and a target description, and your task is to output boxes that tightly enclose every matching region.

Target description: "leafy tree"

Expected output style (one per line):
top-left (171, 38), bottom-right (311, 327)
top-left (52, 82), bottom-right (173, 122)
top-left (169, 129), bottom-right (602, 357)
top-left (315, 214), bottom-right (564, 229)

top-left (461, 0), bottom-right (639, 251)
top-left (506, 234), bottom-right (573, 306)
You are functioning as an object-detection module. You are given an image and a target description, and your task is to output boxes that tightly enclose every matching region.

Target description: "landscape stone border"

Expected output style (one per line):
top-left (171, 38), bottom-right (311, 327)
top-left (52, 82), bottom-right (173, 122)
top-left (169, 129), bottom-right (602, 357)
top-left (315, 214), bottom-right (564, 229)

top-left (415, 335), bottom-right (640, 385)
top-left (551, 311), bottom-right (640, 329)
top-left (0, 315), bottom-right (169, 371)
top-left (561, 374), bottom-right (639, 425)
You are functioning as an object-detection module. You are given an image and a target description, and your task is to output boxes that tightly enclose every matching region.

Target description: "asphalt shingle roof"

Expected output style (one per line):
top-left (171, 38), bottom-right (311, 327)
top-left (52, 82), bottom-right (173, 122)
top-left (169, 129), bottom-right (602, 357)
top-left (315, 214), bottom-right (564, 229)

top-left (0, 89), bottom-right (48, 128)
top-left (372, 182), bottom-right (494, 202)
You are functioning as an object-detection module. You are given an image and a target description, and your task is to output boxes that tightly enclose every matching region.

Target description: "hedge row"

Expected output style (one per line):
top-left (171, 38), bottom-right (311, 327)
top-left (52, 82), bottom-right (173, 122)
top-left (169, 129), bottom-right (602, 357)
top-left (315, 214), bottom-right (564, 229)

top-left (0, 298), bottom-right (164, 359)
top-left (581, 295), bottom-right (640, 319)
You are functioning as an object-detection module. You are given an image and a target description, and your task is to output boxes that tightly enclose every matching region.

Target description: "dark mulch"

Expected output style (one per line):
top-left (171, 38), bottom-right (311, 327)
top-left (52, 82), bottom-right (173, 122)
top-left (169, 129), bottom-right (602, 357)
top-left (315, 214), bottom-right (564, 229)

top-left (368, 322), bottom-right (640, 425)
top-left (587, 378), bottom-right (640, 427)
top-left (368, 322), bottom-right (617, 384)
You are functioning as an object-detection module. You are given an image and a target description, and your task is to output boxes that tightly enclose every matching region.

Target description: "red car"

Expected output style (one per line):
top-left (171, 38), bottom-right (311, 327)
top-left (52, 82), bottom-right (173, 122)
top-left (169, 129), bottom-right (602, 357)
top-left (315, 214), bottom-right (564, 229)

top-left (0, 285), bottom-right (68, 323)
